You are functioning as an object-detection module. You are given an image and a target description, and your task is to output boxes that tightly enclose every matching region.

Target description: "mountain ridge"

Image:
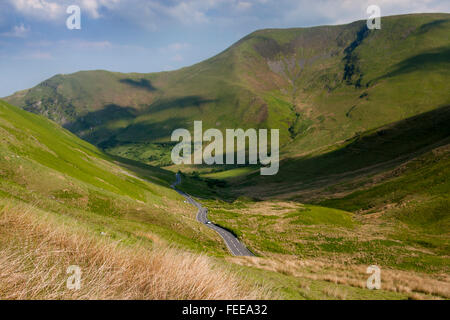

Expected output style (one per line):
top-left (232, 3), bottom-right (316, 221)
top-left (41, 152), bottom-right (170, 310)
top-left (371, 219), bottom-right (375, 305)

top-left (1, 12), bottom-right (449, 300)
top-left (4, 13), bottom-right (450, 167)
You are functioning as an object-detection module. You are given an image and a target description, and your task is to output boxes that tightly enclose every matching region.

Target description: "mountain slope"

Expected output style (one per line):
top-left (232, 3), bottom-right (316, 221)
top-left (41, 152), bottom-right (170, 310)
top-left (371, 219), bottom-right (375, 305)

top-left (5, 13), bottom-right (450, 166)
top-left (1, 99), bottom-right (415, 300)
top-left (230, 105), bottom-right (450, 197)
top-left (0, 99), bottom-right (225, 253)
top-left (2, 13), bottom-right (450, 300)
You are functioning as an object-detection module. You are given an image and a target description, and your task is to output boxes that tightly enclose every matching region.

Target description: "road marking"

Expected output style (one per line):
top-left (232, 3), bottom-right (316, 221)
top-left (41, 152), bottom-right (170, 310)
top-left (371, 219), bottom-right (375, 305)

top-left (172, 174), bottom-right (253, 256)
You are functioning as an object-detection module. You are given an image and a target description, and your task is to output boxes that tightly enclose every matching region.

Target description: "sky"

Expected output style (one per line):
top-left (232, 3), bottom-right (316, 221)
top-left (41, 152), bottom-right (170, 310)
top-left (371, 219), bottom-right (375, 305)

top-left (0, 0), bottom-right (449, 97)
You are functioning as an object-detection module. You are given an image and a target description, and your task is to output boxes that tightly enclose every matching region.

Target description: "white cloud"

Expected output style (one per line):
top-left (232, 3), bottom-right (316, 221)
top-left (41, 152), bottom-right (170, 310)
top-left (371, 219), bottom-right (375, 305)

top-left (1, 23), bottom-right (30, 37)
top-left (80, 0), bottom-right (102, 19)
top-left (28, 51), bottom-right (53, 59)
top-left (158, 42), bottom-right (190, 54)
top-left (8, 0), bottom-right (121, 21)
top-left (10, 0), bottom-right (64, 21)
top-left (80, 0), bottom-right (121, 19)
top-left (77, 40), bottom-right (113, 49)
top-left (168, 42), bottom-right (191, 51)
top-left (282, 0), bottom-right (450, 26)
top-left (236, 1), bottom-right (252, 11)
top-left (165, 2), bottom-right (210, 24)
top-left (158, 42), bottom-right (190, 61)
top-left (6, 0), bottom-right (450, 28)
top-left (110, 0), bottom-right (227, 27)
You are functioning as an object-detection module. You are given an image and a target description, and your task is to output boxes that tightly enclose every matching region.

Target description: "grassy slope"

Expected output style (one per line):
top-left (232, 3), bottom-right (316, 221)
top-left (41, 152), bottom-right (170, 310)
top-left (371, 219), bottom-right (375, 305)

top-left (203, 103), bottom-right (449, 285)
top-left (5, 14), bottom-right (449, 167)
top-left (317, 143), bottom-right (450, 241)
top-left (205, 191), bottom-right (449, 299)
top-left (2, 13), bottom-right (449, 300)
top-left (0, 99), bottom-right (225, 254)
top-left (198, 106), bottom-right (450, 300)
top-left (229, 105), bottom-right (450, 197)
top-left (0, 99), bottom-right (277, 299)
top-left (195, 85), bottom-right (449, 299)
top-left (0, 99), bottom-right (413, 299)
top-left (284, 13), bottom-right (450, 155)
top-left (0, 201), bottom-right (266, 299)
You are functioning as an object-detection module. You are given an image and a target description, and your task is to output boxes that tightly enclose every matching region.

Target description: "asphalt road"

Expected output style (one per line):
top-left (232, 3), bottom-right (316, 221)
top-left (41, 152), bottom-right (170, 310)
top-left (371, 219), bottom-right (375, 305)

top-left (171, 173), bottom-right (254, 257)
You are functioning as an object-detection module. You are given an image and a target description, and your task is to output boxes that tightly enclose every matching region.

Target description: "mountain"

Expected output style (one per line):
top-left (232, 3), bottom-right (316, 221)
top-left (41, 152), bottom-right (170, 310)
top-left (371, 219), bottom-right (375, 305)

top-left (2, 12), bottom-right (450, 300)
top-left (5, 13), bottom-right (450, 166)
top-left (0, 99), bottom-right (226, 252)
top-left (1, 98), bottom-right (288, 299)
top-left (0, 99), bottom-right (415, 300)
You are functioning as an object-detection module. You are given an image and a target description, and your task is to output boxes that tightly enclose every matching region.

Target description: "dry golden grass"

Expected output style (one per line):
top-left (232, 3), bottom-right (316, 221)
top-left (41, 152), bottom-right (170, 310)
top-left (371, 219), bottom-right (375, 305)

top-left (230, 256), bottom-right (450, 300)
top-left (233, 201), bottom-right (301, 217)
top-left (0, 201), bottom-right (269, 300)
top-left (321, 286), bottom-right (348, 300)
top-left (212, 195), bottom-right (449, 300)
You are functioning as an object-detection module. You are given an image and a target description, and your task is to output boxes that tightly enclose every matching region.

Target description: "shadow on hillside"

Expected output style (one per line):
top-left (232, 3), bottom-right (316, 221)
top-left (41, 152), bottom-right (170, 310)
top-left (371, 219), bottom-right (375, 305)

top-left (65, 104), bottom-right (137, 134)
top-left (110, 117), bottom-right (189, 144)
top-left (415, 18), bottom-right (449, 35)
top-left (374, 47), bottom-right (450, 81)
top-left (109, 153), bottom-right (221, 200)
top-left (63, 103), bottom-right (188, 148)
top-left (148, 96), bottom-right (217, 113)
top-left (68, 104), bottom-right (450, 204)
top-left (64, 95), bottom-right (217, 146)
top-left (232, 105), bottom-right (450, 201)
top-left (113, 104), bottom-right (450, 203)
top-left (119, 78), bottom-right (157, 91)
top-left (108, 153), bottom-right (175, 186)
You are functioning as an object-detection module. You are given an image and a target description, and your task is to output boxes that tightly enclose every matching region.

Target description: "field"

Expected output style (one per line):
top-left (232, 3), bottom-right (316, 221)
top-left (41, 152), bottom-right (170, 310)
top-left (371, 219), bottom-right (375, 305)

top-left (0, 200), bottom-right (265, 299)
top-left (206, 197), bottom-right (449, 299)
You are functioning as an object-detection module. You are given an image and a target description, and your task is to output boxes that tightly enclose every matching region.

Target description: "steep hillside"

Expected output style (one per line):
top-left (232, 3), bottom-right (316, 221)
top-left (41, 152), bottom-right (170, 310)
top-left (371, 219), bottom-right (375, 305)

top-left (1, 99), bottom-right (417, 300)
top-left (5, 13), bottom-right (450, 166)
top-left (0, 99), bottom-right (284, 299)
top-left (229, 105), bottom-right (450, 198)
top-left (197, 108), bottom-right (450, 300)
top-left (2, 12), bottom-right (449, 300)
top-left (0, 99), bottom-right (225, 253)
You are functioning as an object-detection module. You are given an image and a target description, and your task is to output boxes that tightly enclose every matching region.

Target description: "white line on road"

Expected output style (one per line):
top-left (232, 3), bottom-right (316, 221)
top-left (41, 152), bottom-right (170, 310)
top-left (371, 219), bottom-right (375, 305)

top-left (172, 173), bottom-right (254, 257)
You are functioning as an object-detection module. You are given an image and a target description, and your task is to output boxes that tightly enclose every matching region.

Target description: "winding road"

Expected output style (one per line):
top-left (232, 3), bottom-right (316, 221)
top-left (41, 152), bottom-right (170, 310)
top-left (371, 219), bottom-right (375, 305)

top-left (171, 173), bottom-right (254, 256)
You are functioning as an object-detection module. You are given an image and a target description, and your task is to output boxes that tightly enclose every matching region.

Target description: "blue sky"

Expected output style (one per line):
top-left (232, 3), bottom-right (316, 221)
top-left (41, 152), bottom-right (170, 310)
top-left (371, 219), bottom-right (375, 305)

top-left (0, 0), bottom-right (449, 97)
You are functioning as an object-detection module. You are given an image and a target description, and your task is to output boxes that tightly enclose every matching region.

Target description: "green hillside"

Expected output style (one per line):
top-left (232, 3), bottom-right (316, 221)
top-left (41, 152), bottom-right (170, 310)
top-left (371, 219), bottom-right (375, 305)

top-left (1, 99), bottom-right (420, 300)
top-left (1, 13), bottom-right (449, 300)
top-left (228, 105), bottom-right (450, 196)
top-left (5, 13), bottom-right (450, 166)
top-left (0, 99), bottom-right (225, 253)
top-left (198, 109), bottom-right (449, 299)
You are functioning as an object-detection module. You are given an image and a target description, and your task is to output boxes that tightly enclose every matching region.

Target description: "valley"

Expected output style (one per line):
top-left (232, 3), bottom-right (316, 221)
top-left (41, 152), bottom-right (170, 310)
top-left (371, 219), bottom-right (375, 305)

top-left (1, 13), bottom-right (449, 300)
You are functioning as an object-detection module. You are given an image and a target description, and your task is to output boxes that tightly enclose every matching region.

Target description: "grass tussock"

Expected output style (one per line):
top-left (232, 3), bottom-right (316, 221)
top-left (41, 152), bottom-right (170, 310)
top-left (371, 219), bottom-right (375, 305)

top-left (321, 286), bottom-right (348, 300)
top-left (0, 201), bottom-right (268, 300)
top-left (232, 256), bottom-right (450, 300)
